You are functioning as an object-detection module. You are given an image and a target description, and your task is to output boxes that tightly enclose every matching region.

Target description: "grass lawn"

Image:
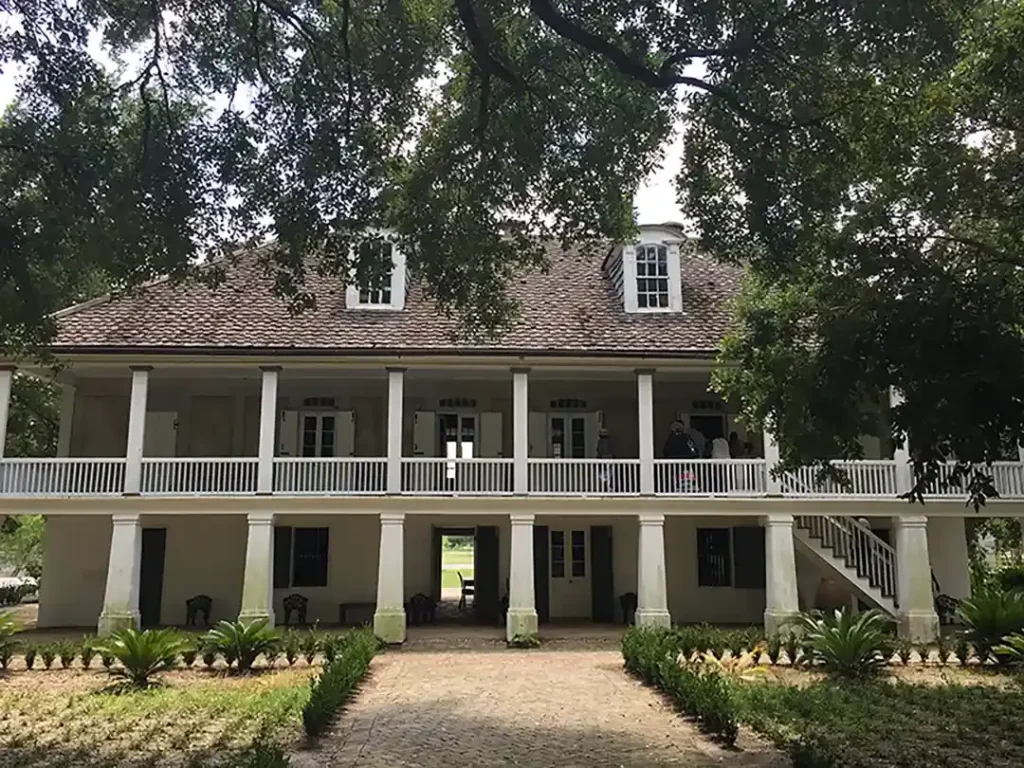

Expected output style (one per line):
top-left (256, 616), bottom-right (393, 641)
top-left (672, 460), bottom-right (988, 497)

top-left (440, 567), bottom-right (474, 589)
top-left (441, 548), bottom-right (474, 566)
top-left (0, 667), bottom-right (312, 767)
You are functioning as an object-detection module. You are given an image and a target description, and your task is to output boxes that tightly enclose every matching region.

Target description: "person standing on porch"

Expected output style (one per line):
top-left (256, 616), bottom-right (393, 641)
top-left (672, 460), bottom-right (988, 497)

top-left (597, 427), bottom-right (616, 491)
top-left (711, 434), bottom-right (730, 492)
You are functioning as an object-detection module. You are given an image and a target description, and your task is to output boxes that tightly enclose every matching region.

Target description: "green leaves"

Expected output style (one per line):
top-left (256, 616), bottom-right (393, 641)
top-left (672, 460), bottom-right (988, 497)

top-left (791, 609), bottom-right (895, 679)
top-left (958, 588), bottom-right (1024, 661)
top-left (93, 627), bottom-right (189, 687)
top-left (202, 618), bottom-right (280, 672)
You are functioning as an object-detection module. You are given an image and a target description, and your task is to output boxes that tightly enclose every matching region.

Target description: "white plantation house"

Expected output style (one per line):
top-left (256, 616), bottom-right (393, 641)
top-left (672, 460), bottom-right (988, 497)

top-left (0, 224), bottom-right (1011, 643)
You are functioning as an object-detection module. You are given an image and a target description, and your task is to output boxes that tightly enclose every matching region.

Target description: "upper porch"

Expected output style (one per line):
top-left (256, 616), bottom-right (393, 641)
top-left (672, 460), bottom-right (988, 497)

top-left (2, 358), bottom-right (1023, 506)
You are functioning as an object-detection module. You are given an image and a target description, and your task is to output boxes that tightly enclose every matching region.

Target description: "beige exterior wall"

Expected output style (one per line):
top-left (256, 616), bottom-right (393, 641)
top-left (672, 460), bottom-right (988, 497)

top-left (38, 516), bottom-right (111, 627)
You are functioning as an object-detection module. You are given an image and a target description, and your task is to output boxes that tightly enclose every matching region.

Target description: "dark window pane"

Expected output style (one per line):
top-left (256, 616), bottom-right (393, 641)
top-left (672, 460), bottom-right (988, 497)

top-left (293, 527), bottom-right (329, 587)
top-left (733, 527), bottom-right (766, 589)
top-left (571, 530), bottom-right (586, 577)
top-left (273, 526), bottom-right (292, 589)
top-left (697, 528), bottom-right (732, 587)
top-left (551, 531), bottom-right (566, 578)
top-left (637, 292), bottom-right (649, 308)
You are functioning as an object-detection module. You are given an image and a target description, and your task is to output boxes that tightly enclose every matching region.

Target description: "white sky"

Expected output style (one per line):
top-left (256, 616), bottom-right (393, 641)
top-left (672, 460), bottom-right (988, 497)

top-left (0, 59), bottom-right (684, 224)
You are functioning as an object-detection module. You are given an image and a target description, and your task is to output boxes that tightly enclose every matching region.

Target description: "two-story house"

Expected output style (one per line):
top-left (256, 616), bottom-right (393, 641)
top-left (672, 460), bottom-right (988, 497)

top-left (0, 224), bottom-right (1006, 643)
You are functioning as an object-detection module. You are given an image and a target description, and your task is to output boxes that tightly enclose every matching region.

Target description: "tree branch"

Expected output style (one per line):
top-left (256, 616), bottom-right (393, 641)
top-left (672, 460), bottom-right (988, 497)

top-left (454, 0), bottom-right (523, 89)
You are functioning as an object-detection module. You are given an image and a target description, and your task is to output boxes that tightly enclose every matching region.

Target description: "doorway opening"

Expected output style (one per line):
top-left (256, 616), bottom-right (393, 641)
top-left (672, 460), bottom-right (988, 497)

top-left (434, 528), bottom-right (476, 622)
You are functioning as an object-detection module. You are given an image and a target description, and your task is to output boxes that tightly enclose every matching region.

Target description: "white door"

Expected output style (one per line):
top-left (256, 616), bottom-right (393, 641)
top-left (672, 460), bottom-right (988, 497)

top-left (439, 413), bottom-right (476, 489)
top-left (549, 413), bottom-right (588, 459)
top-left (299, 413), bottom-right (338, 457)
top-left (143, 411), bottom-right (178, 457)
top-left (549, 528), bottom-right (591, 618)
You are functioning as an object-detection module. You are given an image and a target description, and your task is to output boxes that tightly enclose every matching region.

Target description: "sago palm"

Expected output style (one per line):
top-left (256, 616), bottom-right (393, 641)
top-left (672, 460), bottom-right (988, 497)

top-left (203, 619), bottom-right (280, 672)
top-left (94, 628), bottom-right (189, 688)
top-left (791, 609), bottom-right (894, 678)
top-left (958, 589), bottom-right (1024, 660)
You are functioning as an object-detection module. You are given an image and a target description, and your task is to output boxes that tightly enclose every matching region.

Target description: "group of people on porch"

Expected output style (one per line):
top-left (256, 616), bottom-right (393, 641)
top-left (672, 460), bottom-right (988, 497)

top-left (661, 420), bottom-right (758, 460)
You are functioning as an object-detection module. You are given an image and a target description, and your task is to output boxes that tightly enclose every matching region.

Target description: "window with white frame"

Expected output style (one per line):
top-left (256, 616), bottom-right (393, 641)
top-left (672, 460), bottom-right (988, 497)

top-left (356, 239), bottom-right (394, 306)
top-left (635, 244), bottom-right (670, 309)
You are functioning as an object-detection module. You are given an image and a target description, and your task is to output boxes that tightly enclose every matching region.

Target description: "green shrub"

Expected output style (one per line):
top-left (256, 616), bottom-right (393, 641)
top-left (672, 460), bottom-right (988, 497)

top-left (263, 646), bottom-right (281, 669)
top-left (100, 651), bottom-right (114, 669)
top-left (955, 634), bottom-right (972, 666)
top-left (80, 638), bottom-right (97, 669)
top-left (181, 638), bottom-right (199, 667)
top-left (203, 619), bottom-right (280, 673)
top-left (508, 633), bottom-right (541, 649)
top-left (321, 633), bottom-right (339, 663)
top-left (994, 632), bottom-right (1024, 667)
top-left (57, 641), bottom-right (77, 669)
top-left (783, 631), bottom-right (801, 666)
top-left (283, 630), bottom-right (299, 666)
top-left (790, 609), bottom-right (894, 678)
top-left (93, 628), bottom-right (189, 688)
top-left (301, 630), bottom-right (319, 665)
top-left (0, 642), bottom-right (14, 669)
top-left (896, 637), bottom-right (914, 665)
top-left (302, 628), bottom-right (378, 737)
top-left (765, 634), bottom-right (782, 664)
top-left (24, 644), bottom-right (36, 670)
top-left (202, 648), bottom-right (218, 668)
top-left (40, 644), bottom-right (56, 669)
top-left (621, 626), bottom-right (683, 684)
top-left (936, 634), bottom-right (952, 665)
top-left (958, 589), bottom-right (1024, 662)
top-left (996, 566), bottom-right (1024, 593)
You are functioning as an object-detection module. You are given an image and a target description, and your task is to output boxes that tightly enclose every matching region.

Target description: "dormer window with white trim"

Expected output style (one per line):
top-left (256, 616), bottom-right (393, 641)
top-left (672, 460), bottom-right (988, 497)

top-left (635, 244), bottom-right (670, 309)
top-left (345, 237), bottom-right (407, 310)
top-left (618, 227), bottom-right (683, 314)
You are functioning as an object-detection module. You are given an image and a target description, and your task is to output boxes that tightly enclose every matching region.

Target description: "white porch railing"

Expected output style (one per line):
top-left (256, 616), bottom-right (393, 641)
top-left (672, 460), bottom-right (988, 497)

top-left (141, 458), bottom-right (259, 495)
top-left (528, 459), bottom-right (641, 495)
top-left (402, 458), bottom-right (513, 495)
top-left (783, 460), bottom-right (899, 497)
top-left (0, 458), bottom-right (126, 496)
top-left (796, 514), bottom-right (898, 602)
top-left (654, 459), bottom-right (767, 496)
top-left (274, 457), bottom-right (387, 495)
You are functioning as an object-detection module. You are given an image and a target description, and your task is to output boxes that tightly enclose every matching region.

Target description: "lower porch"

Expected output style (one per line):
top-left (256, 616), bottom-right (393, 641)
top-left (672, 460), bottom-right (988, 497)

top-left (34, 509), bottom-right (973, 642)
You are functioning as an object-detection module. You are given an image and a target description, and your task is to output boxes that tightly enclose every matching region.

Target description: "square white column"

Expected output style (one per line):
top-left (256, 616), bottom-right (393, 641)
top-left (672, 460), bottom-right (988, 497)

top-left (512, 368), bottom-right (529, 494)
top-left (892, 514), bottom-right (939, 641)
top-left (386, 368), bottom-right (405, 494)
top-left (57, 381), bottom-right (77, 457)
top-left (0, 365), bottom-right (13, 458)
top-left (507, 513), bottom-right (538, 641)
top-left (374, 511), bottom-right (406, 643)
top-left (763, 513), bottom-right (800, 635)
top-left (890, 388), bottom-right (913, 495)
top-left (98, 513), bottom-right (143, 635)
top-left (763, 428), bottom-right (782, 494)
top-left (636, 369), bottom-right (655, 495)
top-left (239, 512), bottom-right (276, 625)
top-left (257, 366), bottom-right (281, 493)
top-left (123, 366), bottom-right (151, 494)
top-left (635, 513), bottom-right (671, 627)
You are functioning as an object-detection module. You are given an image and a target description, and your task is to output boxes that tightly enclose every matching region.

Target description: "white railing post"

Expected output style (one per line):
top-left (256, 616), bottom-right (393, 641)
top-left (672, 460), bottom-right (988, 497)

top-left (0, 365), bottom-right (12, 459)
top-left (764, 513), bottom-right (800, 635)
top-left (507, 513), bottom-right (539, 641)
top-left (635, 513), bottom-right (671, 627)
top-left (257, 366), bottom-right (280, 494)
top-left (513, 367), bottom-right (529, 494)
top-left (374, 511), bottom-right (406, 643)
top-left (890, 388), bottom-right (913, 495)
top-left (123, 366), bottom-right (151, 495)
top-left (636, 369), bottom-right (655, 495)
top-left (387, 368), bottom-right (405, 494)
top-left (763, 427), bottom-right (782, 495)
top-left (239, 511), bottom-right (276, 626)
top-left (892, 514), bottom-right (939, 641)
top-left (98, 513), bottom-right (143, 634)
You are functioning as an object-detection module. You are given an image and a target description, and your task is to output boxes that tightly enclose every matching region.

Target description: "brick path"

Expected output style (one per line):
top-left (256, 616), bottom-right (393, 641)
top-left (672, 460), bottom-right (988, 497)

top-left (292, 634), bottom-right (786, 767)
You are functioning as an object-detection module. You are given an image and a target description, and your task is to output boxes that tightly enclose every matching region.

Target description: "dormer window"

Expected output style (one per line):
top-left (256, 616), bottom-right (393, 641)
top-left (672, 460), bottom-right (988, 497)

top-left (345, 236), bottom-right (407, 310)
top-left (636, 244), bottom-right (670, 309)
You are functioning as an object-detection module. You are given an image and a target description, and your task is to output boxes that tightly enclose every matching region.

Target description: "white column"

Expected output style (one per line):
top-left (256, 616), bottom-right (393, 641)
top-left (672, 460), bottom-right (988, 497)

top-left (123, 366), bottom-right (151, 494)
top-left (97, 513), bottom-right (143, 635)
top-left (386, 368), bottom-right (405, 494)
top-left (636, 369), bottom-right (655, 494)
top-left (57, 382), bottom-right (77, 457)
top-left (890, 388), bottom-right (913, 495)
top-left (507, 513), bottom-right (538, 641)
top-left (763, 428), bottom-right (782, 495)
top-left (0, 365), bottom-right (13, 458)
top-left (927, 517), bottom-right (971, 600)
top-left (239, 512), bottom-right (276, 625)
top-left (763, 513), bottom-right (800, 634)
top-left (374, 511), bottom-right (406, 643)
top-left (892, 514), bottom-right (939, 641)
top-left (635, 513), bottom-right (671, 627)
top-left (257, 366), bottom-right (280, 493)
top-left (512, 368), bottom-right (529, 494)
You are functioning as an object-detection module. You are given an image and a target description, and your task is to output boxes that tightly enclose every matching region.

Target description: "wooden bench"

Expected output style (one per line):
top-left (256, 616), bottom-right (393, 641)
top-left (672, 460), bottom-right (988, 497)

top-left (338, 602), bottom-right (375, 626)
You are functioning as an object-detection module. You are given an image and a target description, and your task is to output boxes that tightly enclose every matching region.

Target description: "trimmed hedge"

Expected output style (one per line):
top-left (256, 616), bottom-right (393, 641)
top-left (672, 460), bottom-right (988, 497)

top-left (621, 626), bottom-right (740, 745)
top-left (301, 628), bottom-right (379, 737)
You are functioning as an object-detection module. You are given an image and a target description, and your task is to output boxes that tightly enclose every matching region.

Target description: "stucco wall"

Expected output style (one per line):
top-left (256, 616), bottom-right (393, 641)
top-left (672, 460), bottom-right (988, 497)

top-left (38, 515), bottom-right (111, 628)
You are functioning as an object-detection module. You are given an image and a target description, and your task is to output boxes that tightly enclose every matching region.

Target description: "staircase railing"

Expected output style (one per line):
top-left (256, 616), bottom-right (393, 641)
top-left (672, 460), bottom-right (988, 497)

top-left (795, 515), bottom-right (898, 601)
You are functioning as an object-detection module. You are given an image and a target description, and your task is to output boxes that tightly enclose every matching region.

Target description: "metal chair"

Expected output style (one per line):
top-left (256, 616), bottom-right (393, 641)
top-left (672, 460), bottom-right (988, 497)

top-left (458, 571), bottom-right (475, 611)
